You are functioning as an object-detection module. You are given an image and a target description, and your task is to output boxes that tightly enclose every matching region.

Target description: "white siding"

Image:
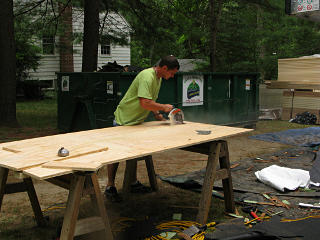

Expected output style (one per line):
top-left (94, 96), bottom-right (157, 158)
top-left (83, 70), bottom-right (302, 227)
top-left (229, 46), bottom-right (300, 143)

top-left (27, 9), bottom-right (131, 82)
top-left (28, 41), bottom-right (60, 83)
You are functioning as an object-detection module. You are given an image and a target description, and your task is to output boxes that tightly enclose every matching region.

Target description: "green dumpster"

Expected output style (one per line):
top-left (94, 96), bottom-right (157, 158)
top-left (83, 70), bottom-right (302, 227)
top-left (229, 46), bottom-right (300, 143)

top-left (56, 71), bottom-right (259, 132)
top-left (156, 72), bottom-right (259, 127)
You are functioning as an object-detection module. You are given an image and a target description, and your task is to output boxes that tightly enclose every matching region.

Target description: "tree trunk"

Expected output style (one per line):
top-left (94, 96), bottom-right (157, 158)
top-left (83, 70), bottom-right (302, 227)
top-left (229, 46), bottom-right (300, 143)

top-left (82, 0), bottom-right (100, 72)
top-left (256, 4), bottom-right (265, 80)
top-left (209, 0), bottom-right (222, 72)
top-left (0, 0), bottom-right (18, 127)
top-left (209, 0), bottom-right (215, 72)
top-left (59, 2), bottom-right (74, 72)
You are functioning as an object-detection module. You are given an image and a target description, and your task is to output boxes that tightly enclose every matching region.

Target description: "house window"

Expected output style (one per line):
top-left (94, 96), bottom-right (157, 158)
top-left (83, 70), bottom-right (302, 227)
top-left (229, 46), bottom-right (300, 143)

top-left (42, 35), bottom-right (55, 55)
top-left (101, 44), bottom-right (111, 55)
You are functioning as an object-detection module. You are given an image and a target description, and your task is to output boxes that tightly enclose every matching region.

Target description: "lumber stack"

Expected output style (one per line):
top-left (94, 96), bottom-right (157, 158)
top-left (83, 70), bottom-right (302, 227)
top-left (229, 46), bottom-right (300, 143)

top-left (268, 55), bottom-right (320, 90)
top-left (264, 55), bottom-right (320, 123)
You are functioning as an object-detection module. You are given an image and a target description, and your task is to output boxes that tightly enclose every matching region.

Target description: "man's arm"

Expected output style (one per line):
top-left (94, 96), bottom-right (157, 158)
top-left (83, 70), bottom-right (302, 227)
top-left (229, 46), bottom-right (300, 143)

top-left (139, 98), bottom-right (173, 112)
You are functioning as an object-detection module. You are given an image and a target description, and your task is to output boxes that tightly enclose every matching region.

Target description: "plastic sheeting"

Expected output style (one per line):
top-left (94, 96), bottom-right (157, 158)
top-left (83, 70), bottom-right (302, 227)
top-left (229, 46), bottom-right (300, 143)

top-left (255, 165), bottom-right (310, 192)
top-left (250, 127), bottom-right (320, 147)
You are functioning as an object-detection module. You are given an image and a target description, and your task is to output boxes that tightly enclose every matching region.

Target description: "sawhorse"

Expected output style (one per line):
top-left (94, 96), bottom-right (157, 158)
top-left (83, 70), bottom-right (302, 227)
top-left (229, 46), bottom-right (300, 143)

top-left (122, 140), bottom-right (235, 225)
top-left (0, 168), bottom-right (114, 240)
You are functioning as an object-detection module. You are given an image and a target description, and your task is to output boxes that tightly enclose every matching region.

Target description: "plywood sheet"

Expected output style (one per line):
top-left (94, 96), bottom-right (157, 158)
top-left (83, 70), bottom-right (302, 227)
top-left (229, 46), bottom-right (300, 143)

top-left (0, 121), bottom-right (252, 180)
top-left (268, 81), bottom-right (320, 90)
top-left (282, 90), bottom-right (320, 110)
top-left (268, 56), bottom-right (320, 90)
top-left (41, 122), bottom-right (252, 172)
top-left (278, 56), bottom-right (320, 83)
top-left (0, 142), bottom-right (108, 171)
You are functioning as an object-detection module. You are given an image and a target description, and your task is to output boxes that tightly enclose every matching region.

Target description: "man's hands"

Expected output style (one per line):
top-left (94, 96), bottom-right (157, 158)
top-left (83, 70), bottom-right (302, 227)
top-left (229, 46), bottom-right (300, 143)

top-left (139, 98), bottom-right (173, 113)
top-left (153, 112), bottom-right (165, 121)
top-left (140, 98), bottom-right (174, 121)
top-left (162, 104), bottom-right (173, 113)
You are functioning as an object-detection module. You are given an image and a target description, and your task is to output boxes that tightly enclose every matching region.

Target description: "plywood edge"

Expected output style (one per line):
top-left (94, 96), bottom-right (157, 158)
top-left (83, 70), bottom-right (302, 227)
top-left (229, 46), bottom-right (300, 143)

top-left (0, 159), bottom-right (40, 172)
top-left (41, 161), bottom-right (102, 171)
top-left (23, 166), bottom-right (73, 180)
top-left (279, 57), bottom-right (320, 62)
top-left (268, 81), bottom-right (320, 90)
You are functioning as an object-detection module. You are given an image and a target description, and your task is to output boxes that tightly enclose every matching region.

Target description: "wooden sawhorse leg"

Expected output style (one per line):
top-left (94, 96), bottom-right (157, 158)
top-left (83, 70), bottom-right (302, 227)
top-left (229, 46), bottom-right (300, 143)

top-left (59, 172), bottom-right (114, 240)
top-left (0, 167), bottom-right (46, 227)
top-left (122, 155), bottom-right (158, 194)
top-left (197, 140), bottom-right (235, 224)
top-left (219, 141), bottom-right (235, 213)
top-left (182, 140), bottom-right (235, 224)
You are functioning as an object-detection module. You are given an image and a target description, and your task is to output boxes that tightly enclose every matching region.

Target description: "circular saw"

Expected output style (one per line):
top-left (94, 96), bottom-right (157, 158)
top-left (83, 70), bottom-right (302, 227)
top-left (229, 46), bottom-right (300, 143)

top-left (168, 108), bottom-right (184, 125)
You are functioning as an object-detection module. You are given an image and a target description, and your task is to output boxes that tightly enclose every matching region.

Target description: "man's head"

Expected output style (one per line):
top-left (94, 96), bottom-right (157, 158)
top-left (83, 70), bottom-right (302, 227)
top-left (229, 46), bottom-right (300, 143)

top-left (159, 55), bottom-right (180, 70)
top-left (156, 55), bottom-right (180, 80)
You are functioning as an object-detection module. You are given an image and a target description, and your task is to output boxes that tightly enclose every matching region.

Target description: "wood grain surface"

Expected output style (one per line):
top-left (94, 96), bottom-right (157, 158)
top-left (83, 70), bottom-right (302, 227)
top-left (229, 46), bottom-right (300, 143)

top-left (0, 121), bottom-right (252, 180)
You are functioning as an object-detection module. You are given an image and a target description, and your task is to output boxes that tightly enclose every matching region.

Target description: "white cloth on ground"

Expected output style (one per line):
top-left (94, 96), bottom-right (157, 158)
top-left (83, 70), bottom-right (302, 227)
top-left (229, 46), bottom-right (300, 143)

top-left (255, 165), bottom-right (310, 192)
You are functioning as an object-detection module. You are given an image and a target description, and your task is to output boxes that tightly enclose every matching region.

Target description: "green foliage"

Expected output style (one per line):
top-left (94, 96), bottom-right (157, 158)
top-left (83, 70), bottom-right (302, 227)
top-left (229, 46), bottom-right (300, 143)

top-left (12, 0), bottom-right (320, 77)
top-left (14, 14), bottom-right (41, 82)
top-left (114, 0), bottom-right (320, 77)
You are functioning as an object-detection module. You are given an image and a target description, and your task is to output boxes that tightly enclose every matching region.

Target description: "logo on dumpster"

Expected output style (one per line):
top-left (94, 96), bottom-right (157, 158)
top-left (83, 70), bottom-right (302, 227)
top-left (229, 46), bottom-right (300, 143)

top-left (182, 75), bottom-right (203, 107)
top-left (187, 80), bottom-right (200, 99)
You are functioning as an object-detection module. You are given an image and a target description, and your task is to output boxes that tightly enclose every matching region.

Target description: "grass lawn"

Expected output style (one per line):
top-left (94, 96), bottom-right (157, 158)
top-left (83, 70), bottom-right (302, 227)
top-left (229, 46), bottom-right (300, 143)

top-left (0, 92), bottom-right (59, 143)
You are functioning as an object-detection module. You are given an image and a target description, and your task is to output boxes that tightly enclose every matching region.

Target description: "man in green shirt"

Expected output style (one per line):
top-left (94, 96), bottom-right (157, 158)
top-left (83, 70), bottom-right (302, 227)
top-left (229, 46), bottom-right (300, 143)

top-left (105, 55), bottom-right (180, 201)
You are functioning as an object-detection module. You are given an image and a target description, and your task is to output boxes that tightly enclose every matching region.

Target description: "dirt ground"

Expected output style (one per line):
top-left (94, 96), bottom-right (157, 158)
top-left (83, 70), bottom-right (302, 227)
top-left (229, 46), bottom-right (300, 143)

top-left (0, 130), bottom-right (297, 240)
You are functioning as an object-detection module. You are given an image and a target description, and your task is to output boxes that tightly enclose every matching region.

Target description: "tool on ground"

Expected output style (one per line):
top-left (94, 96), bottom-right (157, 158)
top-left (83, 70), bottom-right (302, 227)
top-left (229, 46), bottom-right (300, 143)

top-left (242, 206), bottom-right (261, 222)
top-left (57, 147), bottom-right (69, 157)
top-left (145, 220), bottom-right (215, 240)
top-left (176, 221), bottom-right (216, 240)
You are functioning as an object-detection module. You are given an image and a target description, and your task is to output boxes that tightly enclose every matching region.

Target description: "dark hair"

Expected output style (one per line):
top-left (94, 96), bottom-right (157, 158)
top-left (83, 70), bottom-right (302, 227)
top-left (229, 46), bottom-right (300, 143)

top-left (159, 55), bottom-right (180, 70)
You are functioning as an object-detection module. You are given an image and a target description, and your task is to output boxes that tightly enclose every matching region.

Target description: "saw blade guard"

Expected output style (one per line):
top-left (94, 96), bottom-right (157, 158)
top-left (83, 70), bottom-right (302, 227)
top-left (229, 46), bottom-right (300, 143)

top-left (168, 108), bottom-right (184, 124)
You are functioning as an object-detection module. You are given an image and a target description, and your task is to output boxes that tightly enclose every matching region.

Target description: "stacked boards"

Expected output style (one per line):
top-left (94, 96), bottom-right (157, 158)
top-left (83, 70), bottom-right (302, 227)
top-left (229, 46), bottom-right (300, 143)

top-left (266, 55), bottom-right (320, 122)
top-left (268, 55), bottom-right (320, 89)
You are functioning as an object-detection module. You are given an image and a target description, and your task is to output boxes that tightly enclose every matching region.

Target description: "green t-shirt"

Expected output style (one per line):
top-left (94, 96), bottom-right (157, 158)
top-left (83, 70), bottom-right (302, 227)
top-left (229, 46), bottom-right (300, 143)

top-left (114, 68), bottom-right (162, 125)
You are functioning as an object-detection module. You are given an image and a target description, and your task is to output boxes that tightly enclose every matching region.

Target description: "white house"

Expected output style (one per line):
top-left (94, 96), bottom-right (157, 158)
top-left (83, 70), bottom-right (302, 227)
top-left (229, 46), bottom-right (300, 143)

top-left (27, 7), bottom-right (131, 88)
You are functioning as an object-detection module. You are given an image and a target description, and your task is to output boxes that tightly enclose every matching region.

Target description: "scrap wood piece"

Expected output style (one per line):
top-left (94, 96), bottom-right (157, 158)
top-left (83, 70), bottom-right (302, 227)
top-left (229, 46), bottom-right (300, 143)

top-left (246, 166), bottom-right (254, 173)
top-left (2, 147), bottom-right (21, 153)
top-left (23, 166), bottom-right (73, 180)
top-left (257, 202), bottom-right (277, 206)
top-left (230, 163), bottom-right (240, 169)
top-left (254, 159), bottom-right (273, 163)
top-left (41, 150), bottom-right (112, 171)
top-left (273, 196), bottom-right (291, 209)
top-left (268, 196), bottom-right (290, 209)
top-left (51, 147), bottom-right (108, 162)
top-left (41, 160), bottom-right (102, 171)
top-left (262, 193), bottom-right (284, 207)
top-left (0, 145), bottom-right (108, 171)
top-left (270, 156), bottom-right (279, 161)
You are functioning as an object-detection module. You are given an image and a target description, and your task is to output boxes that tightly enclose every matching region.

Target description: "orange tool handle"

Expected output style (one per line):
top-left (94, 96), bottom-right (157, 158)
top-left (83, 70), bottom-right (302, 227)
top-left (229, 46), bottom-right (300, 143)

top-left (250, 211), bottom-right (261, 221)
